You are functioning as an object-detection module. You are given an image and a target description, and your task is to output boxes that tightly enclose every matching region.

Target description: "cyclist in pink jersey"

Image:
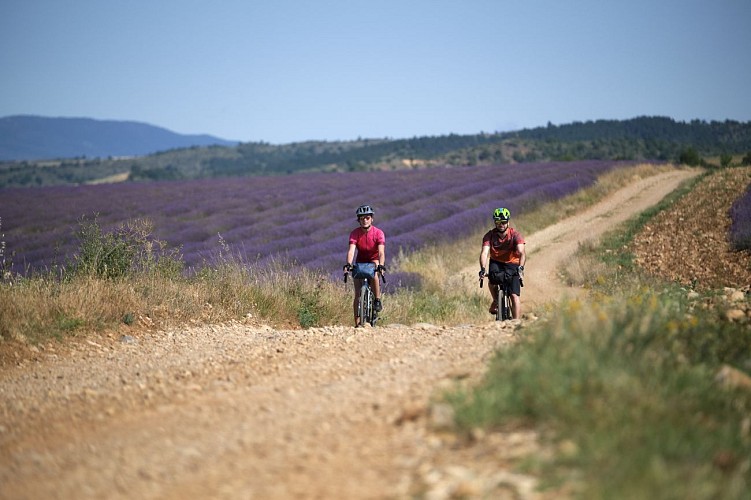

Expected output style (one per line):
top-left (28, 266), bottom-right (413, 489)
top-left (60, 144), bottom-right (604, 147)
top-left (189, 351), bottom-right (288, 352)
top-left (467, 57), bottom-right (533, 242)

top-left (344, 205), bottom-right (386, 327)
top-left (479, 207), bottom-right (526, 319)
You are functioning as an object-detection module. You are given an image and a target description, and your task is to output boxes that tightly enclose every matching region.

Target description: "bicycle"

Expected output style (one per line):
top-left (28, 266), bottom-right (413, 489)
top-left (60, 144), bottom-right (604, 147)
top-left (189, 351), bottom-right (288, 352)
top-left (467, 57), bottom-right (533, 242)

top-left (480, 268), bottom-right (522, 321)
top-left (344, 263), bottom-right (385, 327)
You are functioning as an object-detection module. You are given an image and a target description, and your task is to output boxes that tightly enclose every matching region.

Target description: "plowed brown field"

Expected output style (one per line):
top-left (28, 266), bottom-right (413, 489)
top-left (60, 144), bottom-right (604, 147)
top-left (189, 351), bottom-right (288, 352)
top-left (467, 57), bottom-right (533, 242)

top-left (631, 166), bottom-right (751, 290)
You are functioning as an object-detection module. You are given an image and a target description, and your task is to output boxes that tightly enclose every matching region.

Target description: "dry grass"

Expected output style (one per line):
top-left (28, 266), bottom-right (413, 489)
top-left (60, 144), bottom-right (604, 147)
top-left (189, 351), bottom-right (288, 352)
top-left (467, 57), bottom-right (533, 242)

top-left (559, 240), bottom-right (610, 287)
top-left (1, 163), bottom-right (683, 343)
top-left (0, 259), bottom-right (353, 342)
top-left (396, 163), bottom-right (679, 285)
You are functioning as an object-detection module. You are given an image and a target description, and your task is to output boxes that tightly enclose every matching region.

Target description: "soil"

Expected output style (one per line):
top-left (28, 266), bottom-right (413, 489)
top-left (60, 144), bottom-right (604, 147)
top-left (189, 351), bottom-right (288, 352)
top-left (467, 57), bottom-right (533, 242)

top-left (4, 167), bottom-right (744, 500)
top-left (630, 166), bottom-right (751, 290)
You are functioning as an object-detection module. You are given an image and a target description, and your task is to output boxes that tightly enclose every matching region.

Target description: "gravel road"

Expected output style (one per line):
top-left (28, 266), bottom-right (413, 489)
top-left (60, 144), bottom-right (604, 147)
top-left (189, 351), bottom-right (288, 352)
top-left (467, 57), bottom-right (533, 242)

top-left (0, 169), bottom-right (700, 499)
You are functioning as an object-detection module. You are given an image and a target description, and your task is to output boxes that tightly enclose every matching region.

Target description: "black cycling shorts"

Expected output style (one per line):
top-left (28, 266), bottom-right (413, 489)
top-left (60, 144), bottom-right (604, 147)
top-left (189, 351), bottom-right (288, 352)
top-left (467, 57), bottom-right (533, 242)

top-left (488, 260), bottom-right (521, 295)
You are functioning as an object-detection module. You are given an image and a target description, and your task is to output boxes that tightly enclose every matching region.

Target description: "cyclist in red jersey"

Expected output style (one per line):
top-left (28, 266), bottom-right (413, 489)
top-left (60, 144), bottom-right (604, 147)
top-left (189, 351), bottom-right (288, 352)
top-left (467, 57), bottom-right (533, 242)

top-left (344, 205), bottom-right (386, 327)
top-left (479, 207), bottom-right (526, 319)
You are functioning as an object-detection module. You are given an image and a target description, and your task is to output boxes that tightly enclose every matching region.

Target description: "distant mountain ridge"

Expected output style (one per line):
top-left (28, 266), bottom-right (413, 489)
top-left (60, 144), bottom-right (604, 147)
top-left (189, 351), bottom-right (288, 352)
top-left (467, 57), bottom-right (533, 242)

top-left (0, 115), bottom-right (238, 161)
top-left (2, 116), bottom-right (750, 188)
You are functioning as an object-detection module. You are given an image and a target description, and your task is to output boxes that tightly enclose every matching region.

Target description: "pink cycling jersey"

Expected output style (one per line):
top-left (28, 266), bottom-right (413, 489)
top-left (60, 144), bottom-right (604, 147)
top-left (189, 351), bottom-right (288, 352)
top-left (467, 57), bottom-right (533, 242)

top-left (349, 226), bottom-right (385, 263)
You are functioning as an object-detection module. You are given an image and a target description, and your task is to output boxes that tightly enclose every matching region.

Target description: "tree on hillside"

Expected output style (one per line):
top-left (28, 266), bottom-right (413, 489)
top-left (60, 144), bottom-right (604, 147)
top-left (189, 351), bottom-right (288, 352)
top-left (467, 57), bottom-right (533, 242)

top-left (678, 147), bottom-right (702, 166)
top-left (720, 153), bottom-right (733, 168)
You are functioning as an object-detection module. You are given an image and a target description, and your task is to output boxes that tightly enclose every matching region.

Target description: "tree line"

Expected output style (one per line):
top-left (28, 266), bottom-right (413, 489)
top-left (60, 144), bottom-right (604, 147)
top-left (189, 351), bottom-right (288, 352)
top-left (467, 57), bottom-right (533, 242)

top-left (2, 116), bottom-right (750, 188)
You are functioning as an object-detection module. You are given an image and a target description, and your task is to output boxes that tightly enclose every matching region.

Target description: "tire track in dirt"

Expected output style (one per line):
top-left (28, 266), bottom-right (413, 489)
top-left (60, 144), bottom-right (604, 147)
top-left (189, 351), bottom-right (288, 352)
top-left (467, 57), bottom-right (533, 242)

top-left (462, 169), bottom-right (701, 315)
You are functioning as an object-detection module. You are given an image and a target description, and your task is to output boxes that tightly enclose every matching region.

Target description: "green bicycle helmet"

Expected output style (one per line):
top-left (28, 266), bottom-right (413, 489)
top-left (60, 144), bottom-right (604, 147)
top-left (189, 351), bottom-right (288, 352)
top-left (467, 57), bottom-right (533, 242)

top-left (493, 207), bottom-right (510, 221)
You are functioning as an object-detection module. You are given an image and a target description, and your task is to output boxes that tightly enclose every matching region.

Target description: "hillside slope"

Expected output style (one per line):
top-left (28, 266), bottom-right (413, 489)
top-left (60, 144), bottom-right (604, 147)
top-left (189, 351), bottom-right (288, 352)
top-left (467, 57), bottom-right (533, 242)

top-left (0, 115), bottom-right (238, 161)
top-left (0, 169), bottom-right (710, 499)
top-left (2, 116), bottom-right (749, 188)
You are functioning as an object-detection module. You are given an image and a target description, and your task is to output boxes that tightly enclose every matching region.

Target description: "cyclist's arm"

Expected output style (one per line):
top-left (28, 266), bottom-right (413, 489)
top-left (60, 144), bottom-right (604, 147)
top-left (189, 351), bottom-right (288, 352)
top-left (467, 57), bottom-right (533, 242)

top-left (378, 243), bottom-right (385, 268)
top-left (479, 244), bottom-right (490, 270)
top-left (516, 242), bottom-right (526, 268)
top-left (346, 243), bottom-right (357, 266)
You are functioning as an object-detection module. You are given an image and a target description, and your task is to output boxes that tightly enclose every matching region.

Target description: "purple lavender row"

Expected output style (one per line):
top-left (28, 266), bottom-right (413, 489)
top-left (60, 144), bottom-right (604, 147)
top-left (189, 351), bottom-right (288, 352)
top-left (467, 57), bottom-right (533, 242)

top-left (1, 160), bottom-right (633, 276)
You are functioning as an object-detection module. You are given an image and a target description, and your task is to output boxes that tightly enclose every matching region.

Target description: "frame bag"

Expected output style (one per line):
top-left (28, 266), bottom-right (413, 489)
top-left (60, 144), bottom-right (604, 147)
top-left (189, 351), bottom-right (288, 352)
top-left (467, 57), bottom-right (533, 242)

top-left (352, 263), bottom-right (376, 279)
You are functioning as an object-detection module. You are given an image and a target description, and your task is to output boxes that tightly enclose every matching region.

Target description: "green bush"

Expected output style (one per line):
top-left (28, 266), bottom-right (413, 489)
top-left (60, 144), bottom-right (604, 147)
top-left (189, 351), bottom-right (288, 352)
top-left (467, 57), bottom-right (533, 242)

top-left (678, 147), bottom-right (702, 166)
top-left (68, 215), bottom-right (183, 280)
top-left (720, 153), bottom-right (733, 168)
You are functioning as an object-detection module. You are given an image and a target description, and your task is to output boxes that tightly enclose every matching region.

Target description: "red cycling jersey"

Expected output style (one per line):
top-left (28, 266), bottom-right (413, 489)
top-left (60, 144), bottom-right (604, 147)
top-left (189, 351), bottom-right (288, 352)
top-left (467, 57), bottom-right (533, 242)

top-left (349, 226), bottom-right (385, 263)
top-left (482, 227), bottom-right (525, 264)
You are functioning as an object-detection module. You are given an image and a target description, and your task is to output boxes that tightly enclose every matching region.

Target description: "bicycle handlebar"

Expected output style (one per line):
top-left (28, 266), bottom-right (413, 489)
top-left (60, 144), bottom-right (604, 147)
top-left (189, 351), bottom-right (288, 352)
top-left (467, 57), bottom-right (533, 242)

top-left (343, 269), bottom-right (386, 284)
top-left (479, 269), bottom-right (524, 288)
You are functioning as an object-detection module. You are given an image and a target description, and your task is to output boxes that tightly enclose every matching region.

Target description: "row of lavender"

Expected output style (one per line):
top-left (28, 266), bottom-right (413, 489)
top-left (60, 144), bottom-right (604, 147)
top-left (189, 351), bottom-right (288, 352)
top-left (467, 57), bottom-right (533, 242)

top-left (2, 161), bottom-right (637, 281)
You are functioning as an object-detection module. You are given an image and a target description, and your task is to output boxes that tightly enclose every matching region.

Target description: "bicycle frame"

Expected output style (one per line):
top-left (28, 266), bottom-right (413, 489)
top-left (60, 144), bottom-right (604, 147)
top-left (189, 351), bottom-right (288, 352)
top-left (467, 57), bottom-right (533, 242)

top-left (497, 272), bottom-right (514, 321)
top-left (358, 280), bottom-right (375, 326)
top-left (480, 269), bottom-right (518, 321)
top-left (345, 265), bottom-right (385, 327)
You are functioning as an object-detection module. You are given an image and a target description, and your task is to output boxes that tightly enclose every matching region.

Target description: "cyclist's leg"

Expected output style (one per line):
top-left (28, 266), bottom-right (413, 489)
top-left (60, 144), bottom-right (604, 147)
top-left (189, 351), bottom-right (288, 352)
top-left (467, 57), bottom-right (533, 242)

top-left (370, 277), bottom-right (383, 313)
top-left (369, 260), bottom-right (382, 312)
top-left (511, 293), bottom-right (521, 319)
top-left (353, 277), bottom-right (363, 326)
top-left (488, 283), bottom-right (499, 314)
top-left (488, 260), bottom-right (501, 314)
top-left (371, 275), bottom-right (380, 299)
top-left (496, 283), bottom-right (504, 321)
top-left (508, 269), bottom-right (522, 319)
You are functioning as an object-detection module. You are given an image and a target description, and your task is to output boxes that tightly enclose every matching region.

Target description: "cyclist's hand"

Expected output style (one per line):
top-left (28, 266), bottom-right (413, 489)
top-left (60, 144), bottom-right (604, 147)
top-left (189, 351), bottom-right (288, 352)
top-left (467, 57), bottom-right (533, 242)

top-left (376, 264), bottom-right (386, 274)
top-left (518, 265), bottom-right (525, 280)
top-left (343, 263), bottom-right (353, 272)
top-left (479, 267), bottom-right (486, 278)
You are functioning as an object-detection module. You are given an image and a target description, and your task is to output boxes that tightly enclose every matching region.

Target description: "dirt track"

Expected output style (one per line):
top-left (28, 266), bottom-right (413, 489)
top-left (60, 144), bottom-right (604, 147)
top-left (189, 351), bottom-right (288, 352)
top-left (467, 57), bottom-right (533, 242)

top-left (0, 169), bottom-right (699, 499)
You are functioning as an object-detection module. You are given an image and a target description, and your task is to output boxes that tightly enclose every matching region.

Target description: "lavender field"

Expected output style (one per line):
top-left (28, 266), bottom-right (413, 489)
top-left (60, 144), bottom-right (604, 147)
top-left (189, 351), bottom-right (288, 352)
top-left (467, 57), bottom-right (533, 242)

top-left (1, 161), bottom-right (638, 280)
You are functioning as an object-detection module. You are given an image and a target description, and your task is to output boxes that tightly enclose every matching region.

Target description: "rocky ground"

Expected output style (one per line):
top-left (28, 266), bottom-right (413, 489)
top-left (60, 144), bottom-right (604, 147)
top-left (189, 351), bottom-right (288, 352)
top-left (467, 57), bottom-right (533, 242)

top-left (2, 167), bottom-right (749, 499)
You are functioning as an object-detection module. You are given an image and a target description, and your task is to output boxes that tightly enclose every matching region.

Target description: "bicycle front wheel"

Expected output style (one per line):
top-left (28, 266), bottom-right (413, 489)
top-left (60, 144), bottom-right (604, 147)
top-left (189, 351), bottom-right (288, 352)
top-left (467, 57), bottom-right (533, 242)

top-left (359, 283), bottom-right (373, 326)
top-left (501, 291), bottom-right (513, 320)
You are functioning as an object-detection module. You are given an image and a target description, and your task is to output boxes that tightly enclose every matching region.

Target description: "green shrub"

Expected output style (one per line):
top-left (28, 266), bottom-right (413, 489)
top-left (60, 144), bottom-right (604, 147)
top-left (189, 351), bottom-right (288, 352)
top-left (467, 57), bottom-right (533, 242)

top-left (720, 153), bottom-right (733, 168)
top-left (678, 147), bottom-right (702, 166)
top-left (68, 215), bottom-right (183, 280)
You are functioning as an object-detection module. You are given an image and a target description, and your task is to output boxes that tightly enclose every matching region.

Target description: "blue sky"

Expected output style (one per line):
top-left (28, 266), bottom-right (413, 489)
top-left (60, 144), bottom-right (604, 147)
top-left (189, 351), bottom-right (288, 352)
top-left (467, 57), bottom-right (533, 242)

top-left (2, 0), bottom-right (749, 144)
